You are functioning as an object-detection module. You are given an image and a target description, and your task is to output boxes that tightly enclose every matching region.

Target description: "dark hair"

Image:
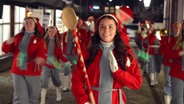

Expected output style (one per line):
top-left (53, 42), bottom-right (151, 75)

top-left (85, 14), bottom-right (132, 70)
top-left (20, 17), bottom-right (43, 38)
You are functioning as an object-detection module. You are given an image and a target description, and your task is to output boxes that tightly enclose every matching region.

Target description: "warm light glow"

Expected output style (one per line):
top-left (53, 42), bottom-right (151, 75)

top-left (27, 12), bottom-right (32, 17)
top-left (143, 0), bottom-right (151, 8)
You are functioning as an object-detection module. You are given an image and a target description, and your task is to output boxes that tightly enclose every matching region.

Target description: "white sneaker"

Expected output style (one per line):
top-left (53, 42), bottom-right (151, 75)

top-left (150, 73), bottom-right (155, 86)
top-left (62, 87), bottom-right (69, 92)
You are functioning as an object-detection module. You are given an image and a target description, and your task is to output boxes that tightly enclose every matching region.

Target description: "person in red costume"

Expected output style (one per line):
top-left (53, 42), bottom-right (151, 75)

top-left (61, 18), bottom-right (90, 92)
top-left (116, 6), bottom-right (134, 46)
top-left (159, 29), bottom-right (172, 104)
top-left (86, 16), bottom-right (95, 37)
top-left (164, 22), bottom-right (184, 104)
top-left (71, 14), bottom-right (142, 104)
top-left (1, 17), bottom-right (46, 104)
top-left (40, 26), bottom-right (70, 104)
top-left (76, 18), bottom-right (91, 52)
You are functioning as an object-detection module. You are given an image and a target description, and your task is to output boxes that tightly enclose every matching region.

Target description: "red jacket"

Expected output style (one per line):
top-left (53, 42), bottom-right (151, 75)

top-left (164, 36), bottom-right (184, 80)
top-left (62, 29), bottom-right (90, 56)
top-left (147, 33), bottom-right (162, 55)
top-left (76, 28), bottom-right (90, 52)
top-left (62, 31), bottom-right (77, 55)
top-left (44, 40), bottom-right (68, 68)
top-left (2, 33), bottom-right (46, 76)
top-left (71, 49), bottom-right (142, 104)
top-left (160, 36), bottom-right (171, 66)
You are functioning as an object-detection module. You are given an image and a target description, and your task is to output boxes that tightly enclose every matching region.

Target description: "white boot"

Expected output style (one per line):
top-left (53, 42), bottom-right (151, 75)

top-left (40, 89), bottom-right (47, 104)
top-left (154, 72), bottom-right (159, 84)
top-left (56, 87), bottom-right (62, 101)
top-left (164, 95), bottom-right (172, 104)
top-left (62, 75), bottom-right (70, 92)
top-left (150, 73), bottom-right (155, 86)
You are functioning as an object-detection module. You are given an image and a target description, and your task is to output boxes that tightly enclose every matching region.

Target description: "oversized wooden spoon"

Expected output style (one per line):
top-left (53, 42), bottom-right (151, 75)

top-left (62, 6), bottom-right (95, 104)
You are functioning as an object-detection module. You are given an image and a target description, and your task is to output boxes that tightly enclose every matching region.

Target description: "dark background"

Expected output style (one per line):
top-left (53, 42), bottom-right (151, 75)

top-left (3, 0), bottom-right (164, 22)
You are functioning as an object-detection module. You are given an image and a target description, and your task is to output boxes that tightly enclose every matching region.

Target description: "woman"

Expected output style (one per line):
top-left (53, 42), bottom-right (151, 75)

top-left (2, 17), bottom-right (46, 104)
top-left (40, 26), bottom-right (70, 104)
top-left (165, 22), bottom-right (184, 104)
top-left (71, 14), bottom-right (142, 104)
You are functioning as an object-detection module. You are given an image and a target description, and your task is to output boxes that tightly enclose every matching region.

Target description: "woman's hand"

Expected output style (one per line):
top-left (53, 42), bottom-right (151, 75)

top-left (35, 57), bottom-right (45, 65)
top-left (6, 37), bottom-right (14, 44)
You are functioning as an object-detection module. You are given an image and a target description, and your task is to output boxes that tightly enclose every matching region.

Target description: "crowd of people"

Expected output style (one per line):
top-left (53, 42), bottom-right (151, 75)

top-left (1, 5), bottom-right (184, 104)
top-left (135, 19), bottom-right (184, 104)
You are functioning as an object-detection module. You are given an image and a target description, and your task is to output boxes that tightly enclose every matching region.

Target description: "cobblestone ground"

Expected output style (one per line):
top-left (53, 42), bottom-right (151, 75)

top-left (0, 71), bottom-right (13, 104)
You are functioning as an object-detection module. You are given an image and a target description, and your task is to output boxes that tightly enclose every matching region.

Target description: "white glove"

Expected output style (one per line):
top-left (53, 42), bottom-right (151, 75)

top-left (84, 102), bottom-right (91, 104)
top-left (155, 31), bottom-right (161, 40)
top-left (109, 51), bottom-right (118, 72)
top-left (126, 57), bottom-right (131, 67)
top-left (66, 61), bottom-right (72, 66)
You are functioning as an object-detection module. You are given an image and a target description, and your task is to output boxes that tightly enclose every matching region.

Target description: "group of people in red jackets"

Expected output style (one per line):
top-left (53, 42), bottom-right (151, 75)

top-left (135, 20), bottom-right (184, 104)
top-left (1, 5), bottom-right (147, 104)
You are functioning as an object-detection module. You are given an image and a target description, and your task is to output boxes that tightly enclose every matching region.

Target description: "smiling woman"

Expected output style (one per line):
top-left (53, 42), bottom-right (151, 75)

top-left (1, 16), bottom-right (46, 104)
top-left (71, 13), bottom-right (142, 104)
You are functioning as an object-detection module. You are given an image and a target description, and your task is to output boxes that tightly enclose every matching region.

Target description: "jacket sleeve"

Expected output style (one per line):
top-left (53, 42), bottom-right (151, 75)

top-left (164, 39), bottom-right (181, 59)
top-left (57, 48), bottom-right (68, 62)
top-left (36, 38), bottom-right (46, 59)
top-left (2, 40), bottom-right (15, 54)
top-left (113, 56), bottom-right (143, 90)
top-left (71, 59), bottom-right (91, 104)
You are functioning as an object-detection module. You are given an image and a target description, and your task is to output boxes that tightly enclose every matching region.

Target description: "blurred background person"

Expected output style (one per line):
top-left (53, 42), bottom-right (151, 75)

top-left (40, 26), bottom-right (70, 104)
top-left (61, 18), bottom-right (90, 92)
top-left (142, 20), bottom-right (163, 87)
top-left (116, 6), bottom-right (134, 46)
top-left (86, 16), bottom-right (95, 37)
top-left (61, 29), bottom-right (77, 92)
top-left (1, 17), bottom-right (46, 104)
top-left (158, 28), bottom-right (172, 104)
top-left (164, 22), bottom-right (184, 104)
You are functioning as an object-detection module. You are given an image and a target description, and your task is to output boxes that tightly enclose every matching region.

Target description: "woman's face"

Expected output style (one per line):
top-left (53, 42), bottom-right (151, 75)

top-left (98, 18), bottom-right (117, 43)
top-left (172, 23), bottom-right (182, 37)
top-left (48, 28), bottom-right (56, 38)
top-left (24, 18), bottom-right (36, 31)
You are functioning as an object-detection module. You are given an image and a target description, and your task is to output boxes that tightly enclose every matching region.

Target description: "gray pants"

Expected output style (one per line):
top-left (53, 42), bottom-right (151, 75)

top-left (148, 55), bottom-right (163, 73)
top-left (41, 66), bottom-right (61, 88)
top-left (171, 77), bottom-right (184, 104)
top-left (163, 65), bottom-right (171, 95)
top-left (148, 56), bottom-right (155, 73)
top-left (12, 74), bottom-right (41, 104)
top-left (63, 55), bottom-right (78, 76)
